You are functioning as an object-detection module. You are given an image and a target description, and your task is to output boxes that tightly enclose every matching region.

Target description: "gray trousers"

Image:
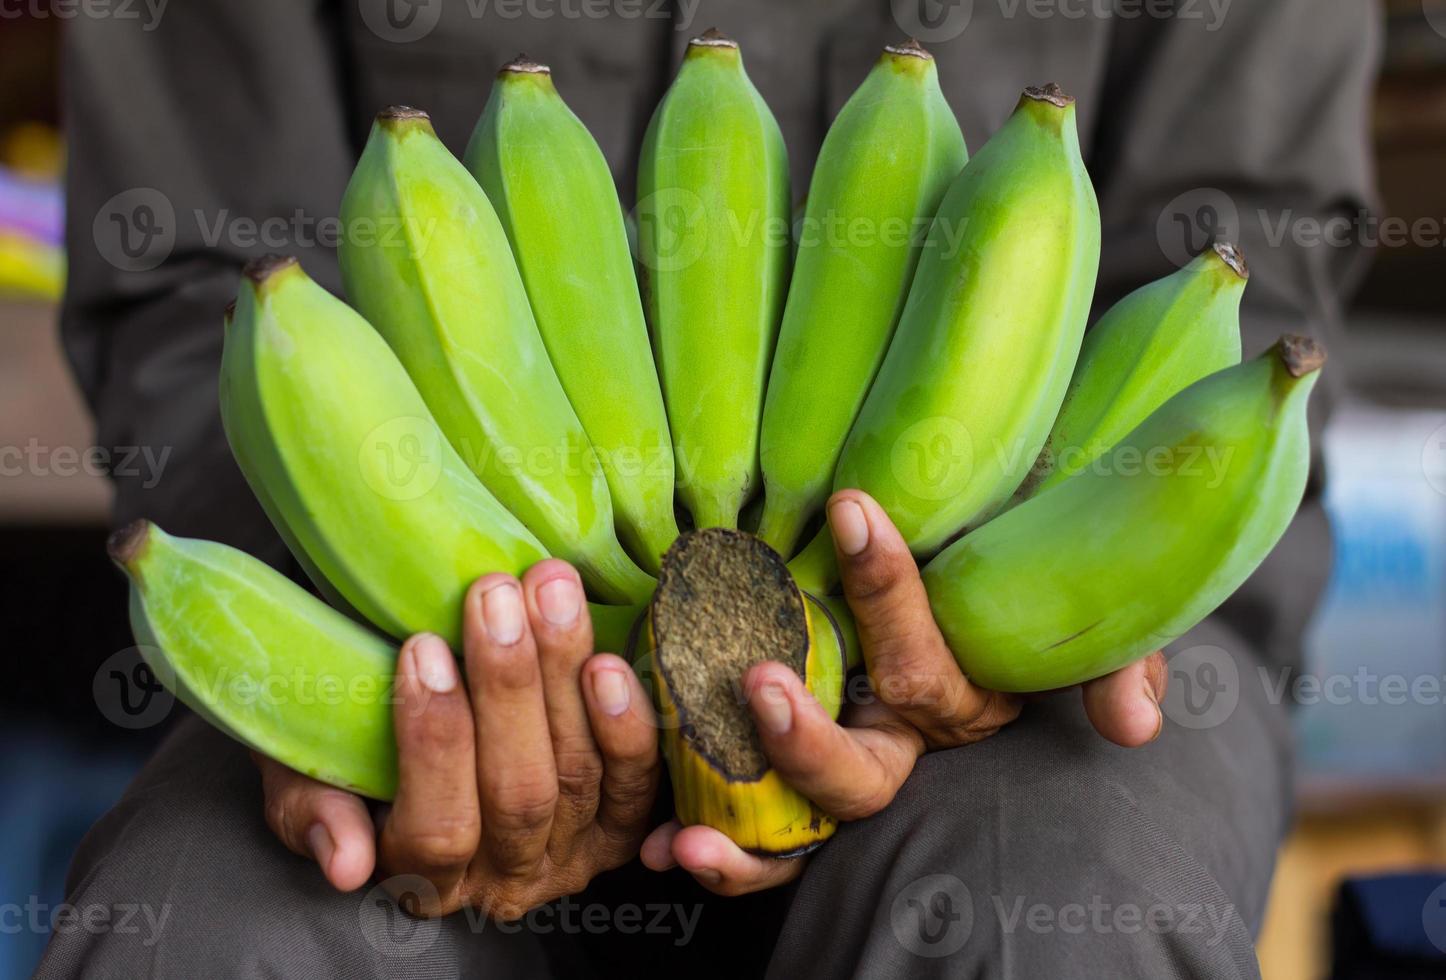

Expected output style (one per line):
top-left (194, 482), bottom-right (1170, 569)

top-left (36, 621), bottom-right (1288, 980)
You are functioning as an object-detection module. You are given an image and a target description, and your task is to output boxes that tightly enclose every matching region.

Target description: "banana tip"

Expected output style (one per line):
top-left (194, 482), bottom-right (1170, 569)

top-left (377, 105), bottom-right (431, 129)
top-left (885, 38), bottom-right (932, 60)
top-left (1212, 241), bottom-right (1249, 279)
top-left (691, 27), bottom-right (738, 49)
top-left (107, 519), bottom-right (151, 567)
top-left (1024, 83), bottom-right (1074, 108)
top-left (242, 254), bottom-right (298, 288)
top-left (1278, 334), bottom-right (1327, 378)
top-left (500, 53), bottom-right (550, 75)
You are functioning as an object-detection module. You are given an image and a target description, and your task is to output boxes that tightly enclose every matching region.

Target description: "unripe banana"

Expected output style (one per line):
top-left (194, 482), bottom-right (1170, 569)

top-left (109, 520), bottom-right (399, 800)
top-left (340, 107), bottom-right (654, 605)
top-left (636, 529), bottom-right (845, 855)
top-left (790, 84), bottom-right (1101, 593)
top-left (1011, 241), bottom-right (1247, 505)
top-left (922, 337), bottom-right (1325, 692)
top-left (465, 59), bottom-right (680, 574)
top-left (757, 40), bottom-right (967, 557)
top-left (221, 256), bottom-right (651, 652)
top-left (636, 29), bottom-right (790, 530)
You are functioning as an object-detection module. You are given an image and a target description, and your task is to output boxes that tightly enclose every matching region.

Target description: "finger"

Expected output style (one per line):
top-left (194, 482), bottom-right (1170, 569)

top-left (744, 662), bottom-right (921, 820)
top-left (581, 654), bottom-right (660, 860)
top-left (377, 633), bottom-right (479, 907)
top-left (521, 561), bottom-right (602, 850)
top-left (465, 574), bottom-right (558, 875)
top-left (829, 490), bottom-right (1010, 745)
top-left (640, 820), bottom-right (681, 872)
top-left (1081, 651), bottom-right (1168, 748)
top-left (255, 752), bottom-right (375, 892)
top-left (669, 825), bottom-right (805, 896)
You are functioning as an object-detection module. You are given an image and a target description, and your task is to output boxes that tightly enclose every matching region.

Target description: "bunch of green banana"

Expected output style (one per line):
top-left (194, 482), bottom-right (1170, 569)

top-left (1008, 241), bottom-right (1247, 506)
top-left (756, 40), bottom-right (968, 557)
top-left (221, 256), bottom-right (642, 653)
top-left (110, 520), bottom-right (399, 800)
top-left (339, 107), bottom-right (654, 605)
top-left (790, 83), bottom-right (1101, 593)
top-left (465, 58), bottom-right (680, 574)
top-left (922, 336), bottom-right (1324, 692)
top-left (636, 29), bottom-right (790, 530)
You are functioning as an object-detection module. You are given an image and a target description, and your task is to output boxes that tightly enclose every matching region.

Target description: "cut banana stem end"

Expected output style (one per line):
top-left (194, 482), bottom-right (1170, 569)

top-left (639, 529), bottom-right (845, 856)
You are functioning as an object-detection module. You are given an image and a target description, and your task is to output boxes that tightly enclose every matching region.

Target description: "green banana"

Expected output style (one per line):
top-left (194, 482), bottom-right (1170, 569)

top-left (224, 255), bottom-right (556, 648)
top-left (789, 84), bottom-right (1100, 593)
top-left (340, 107), bottom-right (654, 604)
top-left (110, 520), bottom-right (399, 800)
top-left (1011, 241), bottom-right (1247, 505)
top-left (922, 336), bottom-right (1325, 692)
top-left (465, 58), bottom-right (680, 574)
top-left (757, 40), bottom-right (967, 557)
top-left (636, 28), bottom-right (790, 530)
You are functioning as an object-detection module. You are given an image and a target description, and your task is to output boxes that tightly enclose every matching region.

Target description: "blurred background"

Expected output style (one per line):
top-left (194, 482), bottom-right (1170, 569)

top-left (1, 2), bottom-right (1444, 978)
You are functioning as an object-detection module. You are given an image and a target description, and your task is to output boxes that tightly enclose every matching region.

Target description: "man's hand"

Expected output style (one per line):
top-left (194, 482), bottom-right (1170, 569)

top-left (255, 560), bottom-right (659, 919)
top-left (641, 489), bottom-right (1168, 895)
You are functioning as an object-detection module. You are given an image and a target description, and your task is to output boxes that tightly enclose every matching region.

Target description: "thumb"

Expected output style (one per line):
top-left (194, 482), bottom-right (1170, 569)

top-left (827, 490), bottom-right (978, 727)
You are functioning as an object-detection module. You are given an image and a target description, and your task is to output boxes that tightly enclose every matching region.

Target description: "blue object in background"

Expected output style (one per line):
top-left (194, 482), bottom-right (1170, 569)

top-left (0, 727), bottom-right (143, 979)
top-left (1300, 405), bottom-right (1446, 785)
top-left (1331, 872), bottom-right (1446, 978)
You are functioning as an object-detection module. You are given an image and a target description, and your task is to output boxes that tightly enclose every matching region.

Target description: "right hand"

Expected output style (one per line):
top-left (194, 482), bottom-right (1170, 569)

top-left (254, 560), bottom-right (660, 919)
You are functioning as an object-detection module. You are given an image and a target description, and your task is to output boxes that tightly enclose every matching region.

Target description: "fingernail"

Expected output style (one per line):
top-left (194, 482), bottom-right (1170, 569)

top-left (537, 577), bottom-right (581, 628)
top-left (752, 681), bottom-right (793, 735)
top-left (694, 868), bottom-right (722, 887)
top-left (829, 500), bottom-right (870, 556)
top-left (306, 823), bottom-right (334, 870)
top-left (591, 668), bottom-right (630, 716)
top-left (483, 583), bottom-right (525, 645)
top-left (412, 634), bottom-right (457, 694)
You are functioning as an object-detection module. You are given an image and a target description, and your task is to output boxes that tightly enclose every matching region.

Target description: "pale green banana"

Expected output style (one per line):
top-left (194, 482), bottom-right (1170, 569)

top-left (1011, 240), bottom-right (1247, 505)
top-left (110, 520), bottom-right (399, 800)
top-left (922, 336), bottom-right (1324, 692)
top-left (465, 59), bottom-right (680, 574)
top-left (224, 255), bottom-right (579, 649)
top-left (790, 84), bottom-right (1100, 592)
top-left (636, 29), bottom-right (790, 530)
top-left (340, 107), bottom-right (654, 604)
top-left (757, 40), bottom-right (967, 558)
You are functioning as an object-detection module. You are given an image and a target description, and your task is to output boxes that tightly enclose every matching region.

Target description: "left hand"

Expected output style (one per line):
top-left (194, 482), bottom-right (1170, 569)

top-left (641, 489), bottom-right (1169, 896)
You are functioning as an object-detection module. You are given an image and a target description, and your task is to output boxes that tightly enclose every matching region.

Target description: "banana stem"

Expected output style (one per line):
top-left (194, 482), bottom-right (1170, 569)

top-left (787, 528), bottom-right (841, 596)
top-left (755, 495), bottom-right (814, 560)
